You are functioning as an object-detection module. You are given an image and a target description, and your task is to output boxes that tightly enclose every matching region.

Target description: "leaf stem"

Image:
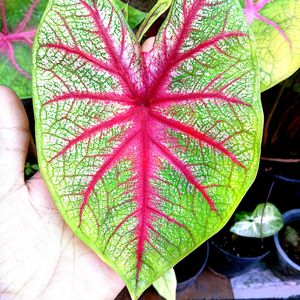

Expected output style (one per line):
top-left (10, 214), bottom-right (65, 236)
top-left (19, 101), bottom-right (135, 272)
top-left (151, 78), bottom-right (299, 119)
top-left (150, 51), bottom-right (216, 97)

top-left (261, 157), bottom-right (300, 163)
top-left (260, 181), bottom-right (275, 245)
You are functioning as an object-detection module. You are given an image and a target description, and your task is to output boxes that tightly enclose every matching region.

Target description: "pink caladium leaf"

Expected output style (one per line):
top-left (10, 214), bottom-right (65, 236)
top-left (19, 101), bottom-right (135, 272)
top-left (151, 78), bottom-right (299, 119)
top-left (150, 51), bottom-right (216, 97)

top-left (33, 0), bottom-right (263, 298)
top-left (0, 0), bottom-right (47, 98)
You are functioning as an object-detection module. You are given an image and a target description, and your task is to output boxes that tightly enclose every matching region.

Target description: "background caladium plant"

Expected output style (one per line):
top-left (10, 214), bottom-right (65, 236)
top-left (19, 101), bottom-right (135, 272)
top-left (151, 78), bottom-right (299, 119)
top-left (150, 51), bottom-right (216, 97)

top-left (0, 0), bottom-right (47, 99)
top-left (242, 0), bottom-right (300, 91)
top-left (33, 0), bottom-right (263, 298)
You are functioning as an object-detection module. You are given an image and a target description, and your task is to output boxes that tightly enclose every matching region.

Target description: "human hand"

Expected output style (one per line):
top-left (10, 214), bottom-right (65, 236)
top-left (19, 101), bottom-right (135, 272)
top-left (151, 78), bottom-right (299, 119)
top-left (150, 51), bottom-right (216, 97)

top-left (0, 38), bottom-right (155, 300)
top-left (0, 87), bottom-right (124, 300)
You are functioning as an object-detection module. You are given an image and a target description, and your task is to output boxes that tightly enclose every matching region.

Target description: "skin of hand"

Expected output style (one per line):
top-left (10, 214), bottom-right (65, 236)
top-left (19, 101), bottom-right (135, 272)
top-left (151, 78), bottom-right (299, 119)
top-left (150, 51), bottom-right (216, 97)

top-left (0, 86), bottom-right (124, 300)
top-left (0, 39), bottom-right (155, 300)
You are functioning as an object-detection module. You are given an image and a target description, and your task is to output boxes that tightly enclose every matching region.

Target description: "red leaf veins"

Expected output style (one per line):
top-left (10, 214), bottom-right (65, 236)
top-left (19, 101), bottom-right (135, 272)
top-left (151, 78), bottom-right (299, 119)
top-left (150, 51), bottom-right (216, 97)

top-left (41, 0), bottom-right (253, 287)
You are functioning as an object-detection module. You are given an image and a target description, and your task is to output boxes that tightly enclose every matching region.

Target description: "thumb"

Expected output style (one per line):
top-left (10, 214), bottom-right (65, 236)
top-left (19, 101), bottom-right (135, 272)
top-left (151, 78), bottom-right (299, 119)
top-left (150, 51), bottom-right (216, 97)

top-left (0, 87), bottom-right (30, 197)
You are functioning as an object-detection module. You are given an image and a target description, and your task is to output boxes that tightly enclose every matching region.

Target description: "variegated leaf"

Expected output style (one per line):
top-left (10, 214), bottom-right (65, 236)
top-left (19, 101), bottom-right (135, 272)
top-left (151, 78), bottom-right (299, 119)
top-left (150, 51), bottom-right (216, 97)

top-left (33, 0), bottom-right (262, 298)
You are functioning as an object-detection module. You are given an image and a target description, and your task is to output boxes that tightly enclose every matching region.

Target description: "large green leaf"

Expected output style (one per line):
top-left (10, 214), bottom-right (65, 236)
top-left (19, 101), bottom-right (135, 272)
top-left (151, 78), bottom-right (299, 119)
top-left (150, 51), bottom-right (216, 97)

top-left (33, 0), bottom-right (262, 298)
top-left (0, 0), bottom-right (47, 99)
top-left (242, 0), bottom-right (300, 91)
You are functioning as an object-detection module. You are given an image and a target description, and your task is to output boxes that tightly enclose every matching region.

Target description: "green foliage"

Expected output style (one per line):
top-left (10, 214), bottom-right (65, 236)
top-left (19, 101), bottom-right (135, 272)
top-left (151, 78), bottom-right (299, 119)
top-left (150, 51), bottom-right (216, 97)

top-left (284, 225), bottom-right (300, 248)
top-left (114, 0), bottom-right (147, 29)
top-left (25, 162), bottom-right (39, 176)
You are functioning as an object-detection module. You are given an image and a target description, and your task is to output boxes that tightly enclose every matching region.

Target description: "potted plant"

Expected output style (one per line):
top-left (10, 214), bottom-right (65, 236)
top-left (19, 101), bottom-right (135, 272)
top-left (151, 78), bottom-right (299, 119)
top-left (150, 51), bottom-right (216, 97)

top-left (271, 209), bottom-right (300, 279)
top-left (174, 242), bottom-right (209, 292)
top-left (209, 203), bottom-right (283, 277)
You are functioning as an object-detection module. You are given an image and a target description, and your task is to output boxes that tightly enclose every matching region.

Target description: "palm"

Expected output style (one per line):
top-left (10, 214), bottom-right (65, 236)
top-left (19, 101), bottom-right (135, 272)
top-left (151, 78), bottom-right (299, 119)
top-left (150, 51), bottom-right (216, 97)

top-left (0, 87), bottom-right (123, 299)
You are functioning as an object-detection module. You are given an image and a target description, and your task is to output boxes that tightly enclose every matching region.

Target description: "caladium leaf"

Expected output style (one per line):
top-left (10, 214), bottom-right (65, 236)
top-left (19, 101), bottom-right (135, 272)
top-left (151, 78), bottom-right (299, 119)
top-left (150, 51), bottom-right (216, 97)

top-left (33, 0), bottom-right (262, 298)
top-left (242, 0), bottom-right (300, 91)
top-left (0, 0), bottom-right (47, 99)
top-left (136, 0), bottom-right (172, 42)
top-left (114, 0), bottom-right (147, 29)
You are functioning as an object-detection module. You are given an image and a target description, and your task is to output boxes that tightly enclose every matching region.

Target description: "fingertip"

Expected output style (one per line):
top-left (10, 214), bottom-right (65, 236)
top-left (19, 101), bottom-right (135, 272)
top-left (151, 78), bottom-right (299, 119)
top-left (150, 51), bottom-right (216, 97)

top-left (141, 36), bottom-right (156, 53)
top-left (0, 86), bottom-right (19, 112)
top-left (0, 85), bottom-right (17, 97)
top-left (0, 86), bottom-right (29, 130)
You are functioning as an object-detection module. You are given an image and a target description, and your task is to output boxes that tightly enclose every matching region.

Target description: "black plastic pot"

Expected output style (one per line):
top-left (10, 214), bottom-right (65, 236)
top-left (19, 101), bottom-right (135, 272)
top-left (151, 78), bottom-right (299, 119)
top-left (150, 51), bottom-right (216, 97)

top-left (208, 240), bottom-right (270, 278)
top-left (174, 242), bottom-right (209, 292)
top-left (271, 209), bottom-right (300, 279)
top-left (263, 168), bottom-right (300, 210)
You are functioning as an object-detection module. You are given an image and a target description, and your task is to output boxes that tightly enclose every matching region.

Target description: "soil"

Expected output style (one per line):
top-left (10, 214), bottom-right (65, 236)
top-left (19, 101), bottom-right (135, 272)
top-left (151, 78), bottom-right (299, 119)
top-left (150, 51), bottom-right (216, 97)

top-left (212, 227), bottom-right (272, 257)
top-left (280, 221), bottom-right (300, 265)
